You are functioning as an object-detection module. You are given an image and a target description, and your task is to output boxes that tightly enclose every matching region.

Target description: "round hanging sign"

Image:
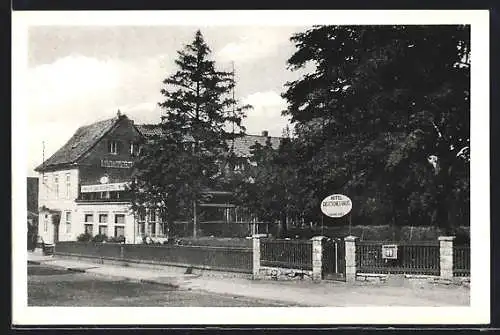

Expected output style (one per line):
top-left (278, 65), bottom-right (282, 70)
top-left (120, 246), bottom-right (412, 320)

top-left (320, 194), bottom-right (352, 218)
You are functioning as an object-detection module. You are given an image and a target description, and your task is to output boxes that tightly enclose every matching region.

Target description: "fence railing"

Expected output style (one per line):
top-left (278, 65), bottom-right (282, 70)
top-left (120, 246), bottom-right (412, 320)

top-left (55, 241), bottom-right (122, 259)
top-left (55, 242), bottom-right (252, 274)
top-left (453, 245), bottom-right (470, 277)
top-left (260, 239), bottom-right (313, 271)
top-left (356, 240), bottom-right (440, 275)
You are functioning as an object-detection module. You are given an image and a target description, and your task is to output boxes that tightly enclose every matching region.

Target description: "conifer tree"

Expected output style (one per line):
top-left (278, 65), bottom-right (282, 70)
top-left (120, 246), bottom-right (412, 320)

top-left (130, 30), bottom-right (251, 237)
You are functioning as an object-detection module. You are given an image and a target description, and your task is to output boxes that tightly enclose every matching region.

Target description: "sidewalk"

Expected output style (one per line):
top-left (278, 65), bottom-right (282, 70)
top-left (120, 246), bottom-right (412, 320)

top-left (28, 253), bottom-right (470, 307)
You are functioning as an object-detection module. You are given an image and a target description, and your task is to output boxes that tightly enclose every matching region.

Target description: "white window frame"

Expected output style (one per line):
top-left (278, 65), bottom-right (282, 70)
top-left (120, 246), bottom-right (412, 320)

top-left (66, 173), bottom-right (71, 199)
top-left (65, 211), bottom-right (71, 233)
top-left (114, 225), bottom-right (125, 238)
top-left (99, 213), bottom-right (108, 224)
top-left (114, 214), bottom-right (125, 224)
top-left (98, 225), bottom-right (108, 236)
top-left (109, 141), bottom-right (119, 154)
top-left (54, 175), bottom-right (59, 199)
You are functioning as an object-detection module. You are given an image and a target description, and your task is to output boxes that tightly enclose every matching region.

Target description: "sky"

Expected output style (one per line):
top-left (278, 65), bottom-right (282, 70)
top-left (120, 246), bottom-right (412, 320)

top-left (27, 25), bottom-right (312, 177)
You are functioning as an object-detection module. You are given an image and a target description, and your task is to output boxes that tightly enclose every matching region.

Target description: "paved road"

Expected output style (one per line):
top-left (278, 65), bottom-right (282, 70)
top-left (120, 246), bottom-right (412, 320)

top-left (28, 264), bottom-right (298, 307)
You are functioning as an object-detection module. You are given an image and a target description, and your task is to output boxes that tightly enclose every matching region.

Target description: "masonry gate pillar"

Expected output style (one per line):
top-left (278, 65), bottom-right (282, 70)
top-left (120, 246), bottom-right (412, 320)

top-left (252, 234), bottom-right (264, 280)
top-left (439, 236), bottom-right (455, 280)
top-left (344, 235), bottom-right (358, 283)
top-left (311, 236), bottom-right (326, 281)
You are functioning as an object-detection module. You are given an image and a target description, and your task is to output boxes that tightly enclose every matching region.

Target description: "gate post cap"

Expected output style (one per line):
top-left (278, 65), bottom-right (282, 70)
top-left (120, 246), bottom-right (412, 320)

top-left (438, 236), bottom-right (456, 241)
top-left (311, 236), bottom-right (327, 241)
top-left (344, 235), bottom-right (358, 242)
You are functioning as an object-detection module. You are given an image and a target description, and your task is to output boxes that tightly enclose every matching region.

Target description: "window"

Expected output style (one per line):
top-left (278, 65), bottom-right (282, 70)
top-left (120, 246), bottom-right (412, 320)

top-left (149, 221), bottom-right (156, 235)
top-left (110, 191), bottom-right (121, 199)
top-left (137, 223), bottom-right (145, 235)
top-left (138, 209), bottom-right (146, 221)
top-left (108, 141), bottom-right (119, 154)
top-left (84, 214), bottom-right (94, 223)
top-left (114, 226), bottom-right (125, 238)
top-left (66, 173), bottom-right (71, 198)
top-left (99, 214), bottom-right (108, 223)
top-left (130, 142), bottom-right (136, 156)
top-left (115, 214), bottom-right (125, 224)
top-left (65, 211), bottom-right (71, 233)
top-left (54, 175), bottom-right (59, 199)
top-left (149, 210), bottom-right (157, 222)
top-left (98, 225), bottom-right (108, 236)
top-left (84, 224), bottom-right (93, 235)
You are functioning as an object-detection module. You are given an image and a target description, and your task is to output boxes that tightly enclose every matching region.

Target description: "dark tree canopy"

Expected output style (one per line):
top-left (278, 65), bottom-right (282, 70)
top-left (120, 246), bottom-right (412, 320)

top-left (238, 25), bottom-right (470, 236)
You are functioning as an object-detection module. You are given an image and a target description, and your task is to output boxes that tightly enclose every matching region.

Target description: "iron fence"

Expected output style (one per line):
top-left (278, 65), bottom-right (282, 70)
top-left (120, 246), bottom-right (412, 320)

top-left (260, 239), bottom-right (313, 271)
top-left (356, 240), bottom-right (440, 275)
top-left (453, 245), bottom-right (470, 277)
top-left (54, 242), bottom-right (252, 273)
top-left (123, 244), bottom-right (252, 273)
top-left (55, 241), bottom-right (122, 259)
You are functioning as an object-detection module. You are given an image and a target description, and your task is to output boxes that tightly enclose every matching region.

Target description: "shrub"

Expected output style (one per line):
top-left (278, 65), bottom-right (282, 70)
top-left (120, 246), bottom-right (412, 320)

top-left (92, 234), bottom-right (108, 243)
top-left (108, 236), bottom-right (126, 243)
top-left (77, 232), bottom-right (92, 242)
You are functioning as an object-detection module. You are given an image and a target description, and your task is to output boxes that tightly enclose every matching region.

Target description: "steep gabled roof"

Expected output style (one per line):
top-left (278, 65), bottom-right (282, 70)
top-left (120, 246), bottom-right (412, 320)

top-left (231, 135), bottom-right (281, 158)
top-left (134, 124), bottom-right (281, 158)
top-left (35, 117), bottom-right (119, 172)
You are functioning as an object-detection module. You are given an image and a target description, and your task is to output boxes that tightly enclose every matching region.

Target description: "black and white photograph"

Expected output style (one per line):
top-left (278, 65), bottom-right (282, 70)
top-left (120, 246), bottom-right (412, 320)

top-left (12, 10), bottom-right (489, 325)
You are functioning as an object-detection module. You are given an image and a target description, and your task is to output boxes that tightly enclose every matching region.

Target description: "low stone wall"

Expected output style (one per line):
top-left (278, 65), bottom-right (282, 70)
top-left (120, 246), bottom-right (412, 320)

top-left (355, 272), bottom-right (470, 287)
top-left (258, 265), bottom-right (313, 281)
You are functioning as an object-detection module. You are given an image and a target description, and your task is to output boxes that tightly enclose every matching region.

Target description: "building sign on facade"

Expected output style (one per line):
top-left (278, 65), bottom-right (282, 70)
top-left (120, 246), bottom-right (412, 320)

top-left (81, 182), bottom-right (128, 193)
top-left (320, 194), bottom-right (352, 218)
top-left (100, 160), bottom-right (133, 169)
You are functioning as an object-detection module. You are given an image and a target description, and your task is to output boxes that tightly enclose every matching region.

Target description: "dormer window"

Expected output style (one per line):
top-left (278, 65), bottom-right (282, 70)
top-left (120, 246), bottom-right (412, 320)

top-left (109, 141), bottom-right (119, 154)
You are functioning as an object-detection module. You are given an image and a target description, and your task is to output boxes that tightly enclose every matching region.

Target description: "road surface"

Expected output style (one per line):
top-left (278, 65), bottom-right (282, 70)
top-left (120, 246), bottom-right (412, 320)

top-left (28, 264), bottom-right (298, 307)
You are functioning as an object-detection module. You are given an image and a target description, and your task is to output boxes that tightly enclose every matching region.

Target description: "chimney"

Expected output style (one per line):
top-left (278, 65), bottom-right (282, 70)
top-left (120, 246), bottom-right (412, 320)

top-left (261, 130), bottom-right (269, 137)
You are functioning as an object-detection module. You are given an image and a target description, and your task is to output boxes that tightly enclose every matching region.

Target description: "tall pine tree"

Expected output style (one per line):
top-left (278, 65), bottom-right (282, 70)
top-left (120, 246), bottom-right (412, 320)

top-left (130, 30), bottom-right (251, 238)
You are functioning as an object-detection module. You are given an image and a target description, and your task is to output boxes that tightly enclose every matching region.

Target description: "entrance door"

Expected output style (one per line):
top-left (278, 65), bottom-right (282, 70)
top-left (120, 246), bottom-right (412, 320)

top-left (322, 238), bottom-right (346, 281)
top-left (53, 223), bottom-right (59, 243)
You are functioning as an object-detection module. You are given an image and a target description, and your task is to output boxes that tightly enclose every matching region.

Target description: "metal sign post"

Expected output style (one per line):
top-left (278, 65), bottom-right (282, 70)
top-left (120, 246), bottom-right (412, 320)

top-left (349, 212), bottom-right (352, 236)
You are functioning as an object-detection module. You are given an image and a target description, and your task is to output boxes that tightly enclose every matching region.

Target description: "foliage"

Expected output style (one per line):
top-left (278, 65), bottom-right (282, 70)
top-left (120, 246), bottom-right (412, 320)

top-left (92, 234), bottom-right (108, 243)
top-left (130, 30), bottom-right (251, 235)
top-left (107, 236), bottom-right (126, 243)
top-left (77, 232), bottom-right (92, 242)
top-left (238, 25), bottom-right (470, 235)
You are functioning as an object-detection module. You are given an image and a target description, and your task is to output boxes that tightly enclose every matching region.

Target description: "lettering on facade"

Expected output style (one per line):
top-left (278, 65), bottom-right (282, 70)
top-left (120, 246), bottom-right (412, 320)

top-left (81, 182), bottom-right (128, 193)
top-left (100, 160), bottom-right (133, 169)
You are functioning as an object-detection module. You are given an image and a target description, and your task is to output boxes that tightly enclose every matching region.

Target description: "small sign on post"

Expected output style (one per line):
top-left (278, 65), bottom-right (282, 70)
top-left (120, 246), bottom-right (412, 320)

top-left (320, 194), bottom-right (352, 218)
top-left (320, 194), bottom-right (353, 234)
top-left (382, 244), bottom-right (398, 259)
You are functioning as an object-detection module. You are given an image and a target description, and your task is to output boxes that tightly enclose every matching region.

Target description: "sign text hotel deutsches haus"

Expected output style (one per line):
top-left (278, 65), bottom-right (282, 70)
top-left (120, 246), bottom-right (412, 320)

top-left (100, 159), bottom-right (133, 169)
